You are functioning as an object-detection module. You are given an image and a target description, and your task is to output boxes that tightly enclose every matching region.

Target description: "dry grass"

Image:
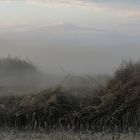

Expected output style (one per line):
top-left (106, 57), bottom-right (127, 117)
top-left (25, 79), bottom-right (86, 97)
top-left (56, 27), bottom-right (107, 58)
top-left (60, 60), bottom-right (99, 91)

top-left (0, 61), bottom-right (139, 131)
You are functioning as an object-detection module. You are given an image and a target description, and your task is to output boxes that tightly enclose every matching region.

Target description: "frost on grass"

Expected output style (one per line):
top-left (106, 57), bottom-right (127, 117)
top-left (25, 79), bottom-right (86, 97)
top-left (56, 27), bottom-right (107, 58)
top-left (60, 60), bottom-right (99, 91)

top-left (0, 130), bottom-right (139, 140)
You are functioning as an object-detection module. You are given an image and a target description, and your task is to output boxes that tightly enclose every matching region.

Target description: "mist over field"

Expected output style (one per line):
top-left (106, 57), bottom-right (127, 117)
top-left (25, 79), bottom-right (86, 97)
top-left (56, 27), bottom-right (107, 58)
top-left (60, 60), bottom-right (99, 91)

top-left (0, 1), bottom-right (140, 139)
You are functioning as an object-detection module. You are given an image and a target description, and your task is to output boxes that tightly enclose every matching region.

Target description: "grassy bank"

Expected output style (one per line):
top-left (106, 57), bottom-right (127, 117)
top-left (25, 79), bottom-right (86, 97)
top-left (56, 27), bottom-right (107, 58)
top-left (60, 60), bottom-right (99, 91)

top-left (0, 61), bottom-right (139, 132)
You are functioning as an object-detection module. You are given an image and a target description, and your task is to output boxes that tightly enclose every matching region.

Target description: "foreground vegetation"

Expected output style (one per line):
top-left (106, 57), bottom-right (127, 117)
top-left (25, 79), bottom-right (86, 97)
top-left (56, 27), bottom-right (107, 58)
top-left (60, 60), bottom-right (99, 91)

top-left (0, 60), bottom-right (139, 133)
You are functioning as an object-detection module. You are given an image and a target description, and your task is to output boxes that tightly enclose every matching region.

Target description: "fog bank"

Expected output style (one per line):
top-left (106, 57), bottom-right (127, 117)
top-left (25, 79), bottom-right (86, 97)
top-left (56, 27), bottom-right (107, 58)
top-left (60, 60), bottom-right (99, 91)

top-left (0, 24), bottom-right (140, 75)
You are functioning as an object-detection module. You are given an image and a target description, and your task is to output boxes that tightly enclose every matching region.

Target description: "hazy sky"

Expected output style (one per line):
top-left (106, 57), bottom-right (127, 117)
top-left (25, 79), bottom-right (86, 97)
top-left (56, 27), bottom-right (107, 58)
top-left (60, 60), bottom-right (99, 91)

top-left (0, 0), bottom-right (140, 75)
top-left (1, 0), bottom-right (140, 30)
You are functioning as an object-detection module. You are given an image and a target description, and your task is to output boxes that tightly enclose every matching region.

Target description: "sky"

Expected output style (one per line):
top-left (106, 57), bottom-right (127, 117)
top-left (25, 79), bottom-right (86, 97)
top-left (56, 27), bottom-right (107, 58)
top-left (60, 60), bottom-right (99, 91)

top-left (1, 0), bottom-right (140, 29)
top-left (0, 0), bottom-right (140, 75)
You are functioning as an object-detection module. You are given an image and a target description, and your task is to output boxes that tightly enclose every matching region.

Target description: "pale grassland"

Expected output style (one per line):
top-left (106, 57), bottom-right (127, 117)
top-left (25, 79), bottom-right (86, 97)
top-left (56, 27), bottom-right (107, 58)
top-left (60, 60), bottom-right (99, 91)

top-left (0, 130), bottom-right (139, 140)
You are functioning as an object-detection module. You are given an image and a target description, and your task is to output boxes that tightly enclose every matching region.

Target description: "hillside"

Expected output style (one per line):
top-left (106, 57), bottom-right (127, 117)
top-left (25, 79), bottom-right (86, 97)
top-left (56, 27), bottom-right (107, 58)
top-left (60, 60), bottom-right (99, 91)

top-left (0, 61), bottom-right (139, 131)
top-left (0, 57), bottom-right (44, 95)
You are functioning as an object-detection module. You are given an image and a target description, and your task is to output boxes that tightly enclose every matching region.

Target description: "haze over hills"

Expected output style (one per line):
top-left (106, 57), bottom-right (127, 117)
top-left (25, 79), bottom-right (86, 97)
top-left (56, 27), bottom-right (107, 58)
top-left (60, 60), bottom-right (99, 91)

top-left (0, 1), bottom-right (139, 137)
top-left (0, 23), bottom-right (140, 75)
top-left (0, 57), bottom-right (110, 96)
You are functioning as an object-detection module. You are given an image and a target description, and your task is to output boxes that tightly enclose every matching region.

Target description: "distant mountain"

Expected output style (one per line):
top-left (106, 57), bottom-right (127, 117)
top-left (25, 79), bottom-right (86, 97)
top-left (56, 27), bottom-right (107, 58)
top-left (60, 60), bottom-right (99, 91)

top-left (0, 23), bottom-right (106, 49)
top-left (48, 23), bottom-right (80, 31)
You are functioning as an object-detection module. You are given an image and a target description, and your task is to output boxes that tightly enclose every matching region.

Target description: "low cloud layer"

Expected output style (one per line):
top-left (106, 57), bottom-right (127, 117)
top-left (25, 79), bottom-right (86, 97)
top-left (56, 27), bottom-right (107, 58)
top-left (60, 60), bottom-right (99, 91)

top-left (25, 0), bottom-right (140, 6)
top-left (2, 0), bottom-right (139, 17)
top-left (4, 0), bottom-right (140, 11)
